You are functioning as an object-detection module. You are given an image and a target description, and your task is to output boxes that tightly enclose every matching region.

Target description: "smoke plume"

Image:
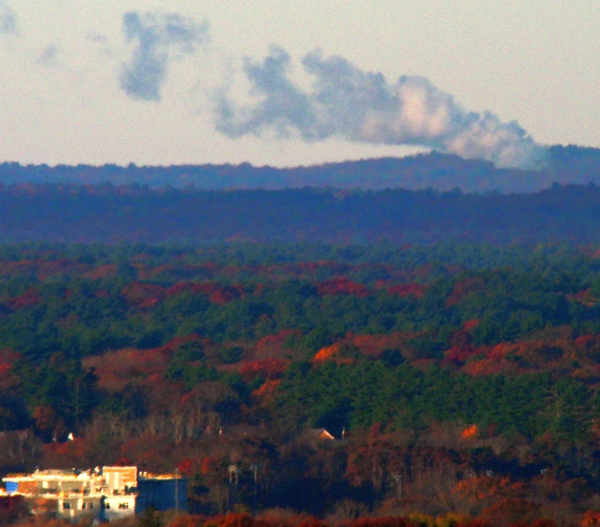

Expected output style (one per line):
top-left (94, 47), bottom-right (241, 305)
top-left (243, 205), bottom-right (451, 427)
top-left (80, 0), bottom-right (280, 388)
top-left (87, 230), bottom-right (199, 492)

top-left (0, 1), bottom-right (16, 34)
top-left (120, 11), bottom-right (209, 102)
top-left (38, 44), bottom-right (59, 67)
top-left (215, 47), bottom-right (544, 168)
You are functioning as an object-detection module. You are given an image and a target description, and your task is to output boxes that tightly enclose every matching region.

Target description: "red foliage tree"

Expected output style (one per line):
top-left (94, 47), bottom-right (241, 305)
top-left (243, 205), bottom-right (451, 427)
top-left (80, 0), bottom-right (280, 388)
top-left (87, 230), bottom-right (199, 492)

top-left (479, 498), bottom-right (540, 527)
top-left (316, 278), bottom-right (370, 297)
top-left (254, 329), bottom-right (300, 360)
top-left (241, 359), bottom-right (289, 381)
top-left (388, 283), bottom-right (426, 299)
top-left (6, 288), bottom-right (41, 309)
top-left (446, 277), bottom-right (486, 306)
top-left (121, 282), bottom-right (165, 306)
top-left (582, 511), bottom-right (600, 527)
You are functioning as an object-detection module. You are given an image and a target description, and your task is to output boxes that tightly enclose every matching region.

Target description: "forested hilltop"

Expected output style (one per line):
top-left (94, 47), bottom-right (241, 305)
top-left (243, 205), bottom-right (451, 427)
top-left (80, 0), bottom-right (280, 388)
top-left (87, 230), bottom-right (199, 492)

top-left (1, 145), bottom-right (600, 193)
top-left (2, 182), bottom-right (600, 244)
top-left (3, 243), bottom-right (600, 525)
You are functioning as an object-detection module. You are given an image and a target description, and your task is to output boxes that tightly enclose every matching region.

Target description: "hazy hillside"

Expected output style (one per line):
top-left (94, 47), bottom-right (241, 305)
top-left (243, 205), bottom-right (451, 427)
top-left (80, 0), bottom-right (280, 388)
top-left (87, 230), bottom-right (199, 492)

top-left (2, 145), bottom-right (600, 193)
top-left (2, 182), bottom-right (600, 244)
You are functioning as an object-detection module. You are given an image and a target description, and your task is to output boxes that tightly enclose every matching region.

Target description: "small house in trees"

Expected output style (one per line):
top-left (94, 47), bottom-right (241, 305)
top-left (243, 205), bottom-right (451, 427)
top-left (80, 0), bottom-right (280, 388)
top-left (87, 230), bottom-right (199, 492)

top-left (2, 466), bottom-right (187, 522)
top-left (307, 428), bottom-right (336, 441)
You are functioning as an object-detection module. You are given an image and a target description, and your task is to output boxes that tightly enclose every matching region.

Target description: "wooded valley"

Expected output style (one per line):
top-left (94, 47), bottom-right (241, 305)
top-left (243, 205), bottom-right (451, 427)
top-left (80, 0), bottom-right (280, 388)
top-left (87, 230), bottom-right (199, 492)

top-left (2, 242), bottom-right (600, 526)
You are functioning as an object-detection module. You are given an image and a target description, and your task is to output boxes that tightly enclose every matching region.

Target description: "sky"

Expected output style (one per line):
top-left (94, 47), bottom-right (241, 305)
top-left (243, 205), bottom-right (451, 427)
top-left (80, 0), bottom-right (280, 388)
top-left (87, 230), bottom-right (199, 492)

top-left (0, 1), bottom-right (598, 168)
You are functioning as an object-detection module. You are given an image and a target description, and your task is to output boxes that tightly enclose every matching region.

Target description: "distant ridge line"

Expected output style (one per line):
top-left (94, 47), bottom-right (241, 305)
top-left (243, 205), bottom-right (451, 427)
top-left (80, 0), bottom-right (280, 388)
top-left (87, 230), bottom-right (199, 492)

top-left (1, 145), bottom-right (599, 194)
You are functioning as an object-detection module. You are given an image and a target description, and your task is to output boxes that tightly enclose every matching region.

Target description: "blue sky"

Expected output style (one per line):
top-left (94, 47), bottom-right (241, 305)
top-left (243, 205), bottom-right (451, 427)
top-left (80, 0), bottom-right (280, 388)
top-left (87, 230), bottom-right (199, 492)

top-left (0, 1), bottom-right (598, 167)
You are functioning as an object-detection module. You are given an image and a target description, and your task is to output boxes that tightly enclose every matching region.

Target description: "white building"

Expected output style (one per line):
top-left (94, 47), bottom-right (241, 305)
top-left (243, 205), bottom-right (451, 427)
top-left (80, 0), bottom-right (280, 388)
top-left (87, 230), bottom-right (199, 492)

top-left (3, 466), bottom-right (186, 523)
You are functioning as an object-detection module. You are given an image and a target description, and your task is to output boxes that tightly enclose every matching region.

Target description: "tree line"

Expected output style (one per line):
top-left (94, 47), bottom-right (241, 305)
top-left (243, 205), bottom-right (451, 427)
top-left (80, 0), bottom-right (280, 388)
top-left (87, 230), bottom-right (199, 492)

top-left (4, 181), bottom-right (600, 244)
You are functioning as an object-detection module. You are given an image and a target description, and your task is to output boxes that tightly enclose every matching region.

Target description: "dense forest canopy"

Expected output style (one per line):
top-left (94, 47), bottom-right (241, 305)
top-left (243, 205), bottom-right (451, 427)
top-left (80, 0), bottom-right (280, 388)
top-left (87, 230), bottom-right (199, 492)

top-left (2, 242), bottom-right (600, 525)
top-left (3, 182), bottom-right (600, 244)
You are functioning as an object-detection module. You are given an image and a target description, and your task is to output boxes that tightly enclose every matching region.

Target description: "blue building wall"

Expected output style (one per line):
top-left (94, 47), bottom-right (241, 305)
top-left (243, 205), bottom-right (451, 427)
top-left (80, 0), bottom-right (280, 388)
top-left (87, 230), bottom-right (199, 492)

top-left (136, 478), bottom-right (187, 514)
top-left (5, 481), bottom-right (18, 494)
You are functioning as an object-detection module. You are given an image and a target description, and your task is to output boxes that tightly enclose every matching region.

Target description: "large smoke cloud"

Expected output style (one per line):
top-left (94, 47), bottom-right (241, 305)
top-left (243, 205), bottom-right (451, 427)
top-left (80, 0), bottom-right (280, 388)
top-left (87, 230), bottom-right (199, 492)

top-left (215, 47), bottom-right (544, 168)
top-left (120, 11), bottom-right (209, 102)
top-left (0, 1), bottom-right (16, 34)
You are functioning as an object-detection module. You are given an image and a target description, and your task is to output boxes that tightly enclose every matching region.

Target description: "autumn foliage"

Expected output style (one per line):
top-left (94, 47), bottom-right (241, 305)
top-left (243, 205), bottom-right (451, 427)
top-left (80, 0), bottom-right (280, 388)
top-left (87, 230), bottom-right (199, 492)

top-left (4, 243), bottom-right (600, 525)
